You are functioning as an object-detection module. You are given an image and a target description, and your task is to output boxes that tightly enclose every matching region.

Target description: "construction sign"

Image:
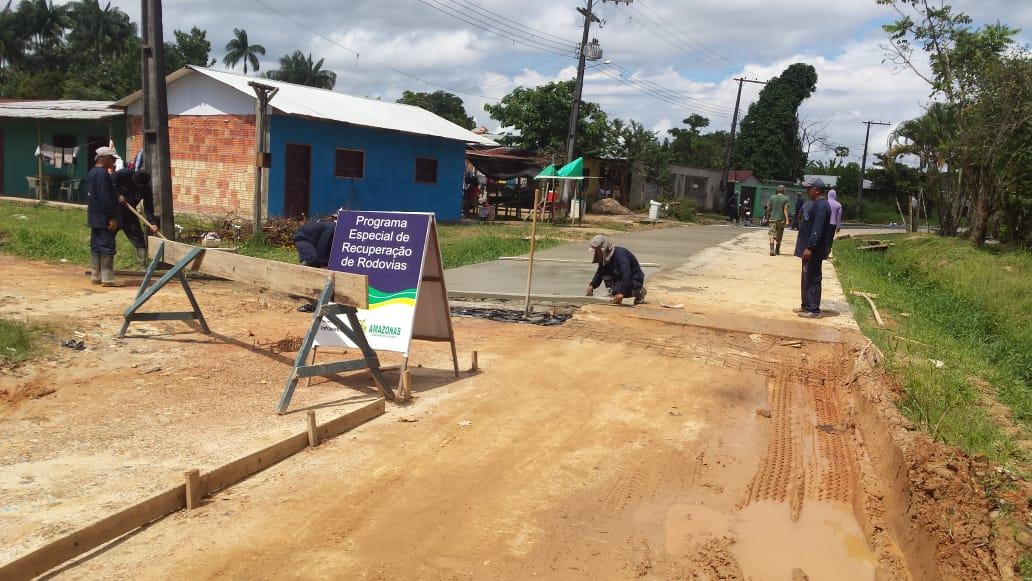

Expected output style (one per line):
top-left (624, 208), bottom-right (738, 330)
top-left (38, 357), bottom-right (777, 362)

top-left (315, 211), bottom-right (453, 355)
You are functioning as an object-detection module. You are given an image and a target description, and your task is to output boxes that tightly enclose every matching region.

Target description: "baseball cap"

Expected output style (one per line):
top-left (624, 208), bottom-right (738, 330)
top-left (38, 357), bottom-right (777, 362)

top-left (802, 177), bottom-right (827, 189)
top-left (588, 234), bottom-right (608, 250)
top-left (95, 146), bottom-right (118, 158)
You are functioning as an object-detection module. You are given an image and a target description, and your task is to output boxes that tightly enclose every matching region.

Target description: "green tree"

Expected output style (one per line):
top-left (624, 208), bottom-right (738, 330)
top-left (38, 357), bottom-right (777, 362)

top-left (15, 0), bottom-right (69, 58)
top-left (484, 79), bottom-right (614, 161)
top-left (222, 28), bottom-right (264, 74)
top-left (66, 0), bottom-right (132, 58)
top-left (397, 90), bottom-right (474, 129)
top-left (166, 27), bottom-right (212, 73)
top-left (264, 51), bottom-right (336, 89)
top-left (616, 120), bottom-right (669, 186)
top-left (734, 63), bottom-right (818, 181)
top-left (667, 115), bottom-right (727, 169)
top-left (0, 1), bottom-right (28, 67)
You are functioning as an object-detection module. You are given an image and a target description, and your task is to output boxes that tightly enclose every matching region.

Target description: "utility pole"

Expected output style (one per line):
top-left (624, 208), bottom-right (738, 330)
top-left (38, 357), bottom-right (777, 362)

top-left (140, 0), bottom-right (174, 238)
top-left (563, 0), bottom-right (631, 201)
top-left (857, 120), bottom-right (891, 216)
top-left (250, 82), bottom-right (278, 237)
top-left (719, 77), bottom-right (766, 215)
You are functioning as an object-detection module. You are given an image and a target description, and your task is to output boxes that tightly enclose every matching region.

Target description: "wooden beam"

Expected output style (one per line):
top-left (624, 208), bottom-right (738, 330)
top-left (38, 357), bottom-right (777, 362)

top-left (149, 237), bottom-right (368, 308)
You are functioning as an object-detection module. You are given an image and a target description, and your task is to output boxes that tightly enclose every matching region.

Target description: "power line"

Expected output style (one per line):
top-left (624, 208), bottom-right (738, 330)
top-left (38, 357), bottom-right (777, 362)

top-left (252, 0), bottom-right (506, 101)
top-left (637, 0), bottom-right (741, 72)
top-left (605, 62), bottom-right (734, 117)
top-left (627, 1), bottom-right (740, 74)
top-left (594, 66), bottom-right (732, 119)
top-left (414, 0), bottom-right (577, 58)
top-left (441, 0), bottom-right (575, 52)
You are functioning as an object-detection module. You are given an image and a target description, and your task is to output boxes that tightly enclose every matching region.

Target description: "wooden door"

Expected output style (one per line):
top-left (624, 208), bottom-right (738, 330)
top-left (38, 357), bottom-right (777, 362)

top-left (284, 144), bottom-right (311, 218)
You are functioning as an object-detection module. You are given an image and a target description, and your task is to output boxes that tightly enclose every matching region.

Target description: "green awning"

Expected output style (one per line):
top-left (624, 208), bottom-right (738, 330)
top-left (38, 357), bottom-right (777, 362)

top-left (533, 165), bottom-right (557, 180)
top-left (555, 157), bottom-right (584, 179)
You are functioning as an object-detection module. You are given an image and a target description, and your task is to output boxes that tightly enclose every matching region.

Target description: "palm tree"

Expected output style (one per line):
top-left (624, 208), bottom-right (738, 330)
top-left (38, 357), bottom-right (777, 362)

top-left (0, 1), bottom-right (27, 67)
top-left (16, 0), bottom-right (69, 55)
top-left (223, 28), bottom-right (265, 74)
top-left (67, 0), bottom-right (132, 57)
top-left (265, 51), bottom-right (336, 90)
top-left (888, 103), bottom-right (961, 235)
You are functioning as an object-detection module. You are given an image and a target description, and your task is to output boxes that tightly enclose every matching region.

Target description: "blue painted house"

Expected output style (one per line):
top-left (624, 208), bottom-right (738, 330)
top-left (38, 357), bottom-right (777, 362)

top-left (115, 66), bottom-right (494, 220)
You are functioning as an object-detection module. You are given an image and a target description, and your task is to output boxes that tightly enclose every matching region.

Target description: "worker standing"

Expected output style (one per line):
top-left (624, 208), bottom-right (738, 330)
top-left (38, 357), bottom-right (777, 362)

top-left (113, 169), bottom-right (158, 266)
top-left (87, 147), bottom-right (121, 286)
top-left (767, 185), bottom-right (791, 256)
top-left (585, 235), bottom-right (647, 305)
top-left (794, 178), bottom-right (835, 318)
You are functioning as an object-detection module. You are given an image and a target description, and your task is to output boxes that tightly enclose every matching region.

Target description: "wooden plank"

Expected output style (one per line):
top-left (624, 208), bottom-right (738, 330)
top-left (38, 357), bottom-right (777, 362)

top-left (850, 291), bottom-right (885, 328)
top-left (317, 398), bottom-right (385, 441)
top-left (149, 236), bottom-right (368, 309)
top-left (306, 411), bottom-right (319, 447)
top-left (200, 433), bottom-right (309, 496)
top-left (184, 469), bottom-right (201, 510)
top-left (0, 486), bottom-right (186, 580)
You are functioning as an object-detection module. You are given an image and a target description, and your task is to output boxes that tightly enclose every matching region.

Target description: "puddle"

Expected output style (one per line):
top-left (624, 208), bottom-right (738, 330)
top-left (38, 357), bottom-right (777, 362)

top-left (635, 501), bottom-right (876, 580)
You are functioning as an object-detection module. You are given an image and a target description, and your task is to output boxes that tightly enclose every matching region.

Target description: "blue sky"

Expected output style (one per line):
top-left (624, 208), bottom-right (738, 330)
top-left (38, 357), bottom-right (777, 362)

top-left (106, 0), bottom-right (1031, 162)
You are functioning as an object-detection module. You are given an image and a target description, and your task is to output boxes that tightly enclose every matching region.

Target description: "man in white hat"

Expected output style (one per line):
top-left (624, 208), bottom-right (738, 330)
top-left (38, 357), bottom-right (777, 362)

top-left (585, 235), bottom-right (646, 305)
top-left (87, 146), bottom-right (121, 286)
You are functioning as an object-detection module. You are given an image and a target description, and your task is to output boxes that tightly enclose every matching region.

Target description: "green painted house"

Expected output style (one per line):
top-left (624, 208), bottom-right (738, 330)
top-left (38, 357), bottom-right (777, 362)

top-left (0, 100), bottom-right (127, 203)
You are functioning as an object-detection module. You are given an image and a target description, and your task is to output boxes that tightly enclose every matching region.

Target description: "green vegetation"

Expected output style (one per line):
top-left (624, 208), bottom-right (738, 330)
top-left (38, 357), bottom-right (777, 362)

top-left (0, 201), bottom-right (142, 269)
top-left (835, 234), bottom-right (1030, 471)
top-left (237, 234), bottom-right (297, 264)
top-left (436, 223), bottom-right (564, 269)
top-left (0, 318), bottom-right (37, 364)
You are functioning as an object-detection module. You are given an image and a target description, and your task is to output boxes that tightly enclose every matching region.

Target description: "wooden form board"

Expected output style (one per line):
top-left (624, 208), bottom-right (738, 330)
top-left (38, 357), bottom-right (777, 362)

top-left (148, 236), bottom-right (369, 309)
top-left (0, 398), bottom-right (385, 580)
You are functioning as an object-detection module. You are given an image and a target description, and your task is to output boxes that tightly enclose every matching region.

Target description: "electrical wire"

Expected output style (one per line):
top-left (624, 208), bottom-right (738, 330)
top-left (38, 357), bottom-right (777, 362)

top-left (252, 0), bottom-right (507, 101)
top-left (605, 62), bottom-right (734, 117)
top-left (594, 67), bottom-right (732, 119)
top-left (413, 0), bottom-right (577, 58)
top-left (628, 1), bottom-right (740, 75)
top-left (440, 0), bottom-right (575, 52)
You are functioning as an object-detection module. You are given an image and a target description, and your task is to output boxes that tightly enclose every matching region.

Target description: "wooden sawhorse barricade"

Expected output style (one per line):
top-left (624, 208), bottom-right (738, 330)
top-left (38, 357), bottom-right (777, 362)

top-left (119, 237), bottom-right (394, 414)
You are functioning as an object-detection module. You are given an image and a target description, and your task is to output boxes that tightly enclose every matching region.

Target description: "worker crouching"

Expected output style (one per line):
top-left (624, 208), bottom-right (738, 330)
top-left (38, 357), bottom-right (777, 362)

top-left (585, 235), bottom-right (647, 305)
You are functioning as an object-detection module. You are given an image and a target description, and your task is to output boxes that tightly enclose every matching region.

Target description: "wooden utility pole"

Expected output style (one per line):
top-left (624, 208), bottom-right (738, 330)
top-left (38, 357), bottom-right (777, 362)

top-left (562, 0), bottom-right (631, 202)
top-left (140, 0), bottom-right (175, 238)
top-left (249, 82), bottom-right (278, 237)
top-left (857, 120), bottom-right (890, 217)
top-left (719, 77), bottom-right (766, 215)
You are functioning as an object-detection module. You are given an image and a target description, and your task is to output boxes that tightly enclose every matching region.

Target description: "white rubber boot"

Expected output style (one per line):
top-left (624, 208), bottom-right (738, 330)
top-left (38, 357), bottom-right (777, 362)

top-left (100, 254), bottom-right (117, 287)
top-left (90, 253), bottom-right (102, 284)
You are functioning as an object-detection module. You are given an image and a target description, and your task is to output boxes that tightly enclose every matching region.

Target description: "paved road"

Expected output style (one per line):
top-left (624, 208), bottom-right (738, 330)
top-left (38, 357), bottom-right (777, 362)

top-left (446, 224), bottom-right (742, 296)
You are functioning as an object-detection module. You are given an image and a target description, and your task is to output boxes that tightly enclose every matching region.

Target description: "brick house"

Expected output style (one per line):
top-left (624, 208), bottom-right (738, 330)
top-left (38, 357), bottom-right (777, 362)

top-left (115, 66), bottom-right (495, 220)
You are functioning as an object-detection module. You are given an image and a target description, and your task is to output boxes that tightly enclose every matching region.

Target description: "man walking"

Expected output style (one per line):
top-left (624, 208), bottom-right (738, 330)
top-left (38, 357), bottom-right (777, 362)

top-left (585, 235), bottom-right (647, 305)
top-left (87, 147), bottom-right (121, 286)
top-left (767, 185), bottom-right (790, 255)
top-left (794, 178), bottom-right (835, 318)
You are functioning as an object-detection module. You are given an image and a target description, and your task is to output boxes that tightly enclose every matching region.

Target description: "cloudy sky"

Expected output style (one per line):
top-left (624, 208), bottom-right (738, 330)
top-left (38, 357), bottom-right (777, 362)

top-left (110, 0), bottom-right (1031, 162)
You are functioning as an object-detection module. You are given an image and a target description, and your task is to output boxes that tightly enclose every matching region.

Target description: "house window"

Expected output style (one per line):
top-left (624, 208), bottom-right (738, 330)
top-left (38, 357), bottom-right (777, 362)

top-left (334, 148), bottom-right (364, 179)
top-left (52, 134), bottom-right (77, 148)
top-left (415, 157), bottom-right (438, 184)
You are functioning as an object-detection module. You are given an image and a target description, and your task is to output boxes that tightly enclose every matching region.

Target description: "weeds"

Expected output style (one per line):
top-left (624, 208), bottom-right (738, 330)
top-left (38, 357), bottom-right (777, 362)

top-left (835, 234), bottom-right (1031, 472)
top-left (0, 318), bottom-right (36, 364)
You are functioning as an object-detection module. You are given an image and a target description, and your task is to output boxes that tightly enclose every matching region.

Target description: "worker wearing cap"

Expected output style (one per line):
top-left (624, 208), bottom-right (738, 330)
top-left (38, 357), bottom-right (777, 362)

top-left (585, 235), bottom-right (647, 305)
top-left (767, 185), bottom-right (790, 256)
top-left (87, 146), bottom-right (121, 286)
top-left (113, 168), bottom-right (158, 266)
top-left (794, 177), bottom-right (835, 318)
top-left (293, 214), bottom-right (338, 268)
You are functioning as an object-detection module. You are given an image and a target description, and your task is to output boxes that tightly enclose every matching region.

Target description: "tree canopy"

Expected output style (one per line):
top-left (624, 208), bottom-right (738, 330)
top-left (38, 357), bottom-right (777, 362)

top-left (667, 115), bottom-right (727, 169)
top-left (264, 51), bottom-right (336, 90)
top-left (222, 28), bottom-right (264, 75)
top-left (734, 63), bottom-right (818, 181)
top-left (484, 80), bottom-right (614, 161)
top-left (397, 90), bottom-right (474, 129)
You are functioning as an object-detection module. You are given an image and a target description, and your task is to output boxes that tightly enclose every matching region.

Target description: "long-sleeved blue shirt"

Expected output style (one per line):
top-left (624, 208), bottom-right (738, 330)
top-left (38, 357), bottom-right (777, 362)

top-left (87, 166), bottom-right (120, 228)
top-left (590, 246), bottom-right (645, 296)
top-left (794, 197), bottom-right (834, 261)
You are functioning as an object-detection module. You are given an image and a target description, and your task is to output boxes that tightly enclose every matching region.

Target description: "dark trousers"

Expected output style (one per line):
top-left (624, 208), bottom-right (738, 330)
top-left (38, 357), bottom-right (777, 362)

top-left (294, 240), bottom-right (326, 268)
top-left (90, 227), bottom-right (117, 256)
top-left (120, 213), bottom-right (147, 249)
top-left (800, 258), bottom-right (823, 313)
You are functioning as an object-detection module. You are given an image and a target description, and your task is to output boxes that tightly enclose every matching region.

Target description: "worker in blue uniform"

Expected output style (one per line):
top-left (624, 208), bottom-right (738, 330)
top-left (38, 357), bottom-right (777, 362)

top-left (87, 147), bottom-right (121, 286)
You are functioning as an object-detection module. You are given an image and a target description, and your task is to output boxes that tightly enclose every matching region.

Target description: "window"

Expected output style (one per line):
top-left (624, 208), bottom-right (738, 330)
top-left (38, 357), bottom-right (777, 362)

top-left (52, 134), bottom-right (78, 148)
top-left (334, 148), bottom-right (364, 179)
top-left (415, 157), bottom-right (438, 184)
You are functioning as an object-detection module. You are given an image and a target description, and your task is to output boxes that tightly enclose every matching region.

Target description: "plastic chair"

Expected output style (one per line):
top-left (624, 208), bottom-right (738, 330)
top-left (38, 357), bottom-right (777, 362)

top-left (60, 179), bottom-right (82, 201)
top-left (26, 177), bottom-right (41, 198)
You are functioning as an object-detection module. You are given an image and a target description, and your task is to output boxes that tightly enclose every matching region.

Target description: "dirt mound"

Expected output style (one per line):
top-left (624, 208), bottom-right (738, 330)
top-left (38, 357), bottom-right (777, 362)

top-left (591, 198), bottom-right (634, 215)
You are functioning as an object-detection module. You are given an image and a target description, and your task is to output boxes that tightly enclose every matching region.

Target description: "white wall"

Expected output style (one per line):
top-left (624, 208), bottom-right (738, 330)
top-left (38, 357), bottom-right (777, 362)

top-left (127, 72), bottom-right (256, 116)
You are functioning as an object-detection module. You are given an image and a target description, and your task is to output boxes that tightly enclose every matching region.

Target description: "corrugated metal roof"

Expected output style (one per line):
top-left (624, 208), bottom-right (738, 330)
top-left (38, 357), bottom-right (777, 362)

top-left (0, 100), bottom-right (123, 120)
top-left (116, 66), bottom-right (496, 145)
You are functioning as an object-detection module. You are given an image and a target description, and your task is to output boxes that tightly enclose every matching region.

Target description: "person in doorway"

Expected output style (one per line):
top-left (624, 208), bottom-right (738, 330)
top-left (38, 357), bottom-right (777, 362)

top-left (87, 147), bottom-right (121, 286)
top-left (767, 185), bottom-right (790, 256)
top-left (826, 189), bottom-right (843, 258)
top-left (113, 168), bottom-right (157, 266)
top-left (585, 235), bottom-right (646, 305)
top-left (794, 178), bottom-right (835, 318)
top-left (293, 215), bottom-right (337, 268)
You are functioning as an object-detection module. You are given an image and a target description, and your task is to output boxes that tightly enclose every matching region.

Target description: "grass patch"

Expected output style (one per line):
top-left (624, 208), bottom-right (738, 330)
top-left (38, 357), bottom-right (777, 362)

top-left (834, 234), bottom-right (1031, 472)
top-left (237, 235), bottom-right (298, 263)
top-left (437, 222), bottom-right (563, 268)
top-left (0, 318), bottom-right (37, 364)
top-left (0, 201), bottom-right (142, 269)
